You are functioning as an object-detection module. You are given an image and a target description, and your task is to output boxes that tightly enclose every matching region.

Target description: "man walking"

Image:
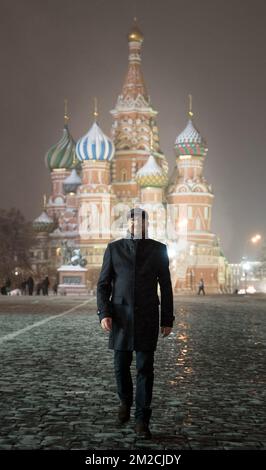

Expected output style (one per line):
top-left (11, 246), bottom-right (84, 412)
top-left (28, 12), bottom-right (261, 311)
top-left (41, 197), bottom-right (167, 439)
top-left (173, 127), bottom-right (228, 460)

top-left (97, 208), bottom-right (175, 439)
top-left (198, 278), bottom-right (206, 295)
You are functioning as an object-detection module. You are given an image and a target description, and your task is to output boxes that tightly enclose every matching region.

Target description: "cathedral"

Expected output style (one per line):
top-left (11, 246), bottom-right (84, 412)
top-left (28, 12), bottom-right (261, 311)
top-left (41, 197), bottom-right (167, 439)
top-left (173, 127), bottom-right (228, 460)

top-left (31, 20), bottom-right (231, 294)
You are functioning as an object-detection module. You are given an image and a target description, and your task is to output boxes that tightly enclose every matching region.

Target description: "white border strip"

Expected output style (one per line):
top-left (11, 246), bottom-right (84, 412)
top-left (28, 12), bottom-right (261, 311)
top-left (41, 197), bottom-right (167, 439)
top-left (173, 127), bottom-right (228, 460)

top-left (0, 298), bottom-right (95, 346)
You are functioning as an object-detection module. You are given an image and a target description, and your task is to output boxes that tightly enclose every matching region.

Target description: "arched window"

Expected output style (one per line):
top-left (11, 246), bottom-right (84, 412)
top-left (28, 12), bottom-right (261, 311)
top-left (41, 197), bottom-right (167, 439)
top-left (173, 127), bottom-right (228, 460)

top-left (121, 169), bottom-right (127, 181)
top-left (196, 216), bottom-right (201, 231)
top-left (137, 144), bottom-right (148, 150)
top-left (54, 196), bottom-right (64, 205)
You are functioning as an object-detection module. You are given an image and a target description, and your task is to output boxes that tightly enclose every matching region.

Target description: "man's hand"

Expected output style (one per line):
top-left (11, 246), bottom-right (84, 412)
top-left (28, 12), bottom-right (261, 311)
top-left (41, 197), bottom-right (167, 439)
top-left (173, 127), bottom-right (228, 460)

top-left (161, 326), bottom-right (172, 337)
top-left (101, 317), bottom-right (112, 332)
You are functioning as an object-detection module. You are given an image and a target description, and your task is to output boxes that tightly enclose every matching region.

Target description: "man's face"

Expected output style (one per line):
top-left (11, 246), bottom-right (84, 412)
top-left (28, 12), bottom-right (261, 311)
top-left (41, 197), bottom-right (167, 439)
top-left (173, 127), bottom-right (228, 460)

top-left (127, 216), bottom-right (149, 238)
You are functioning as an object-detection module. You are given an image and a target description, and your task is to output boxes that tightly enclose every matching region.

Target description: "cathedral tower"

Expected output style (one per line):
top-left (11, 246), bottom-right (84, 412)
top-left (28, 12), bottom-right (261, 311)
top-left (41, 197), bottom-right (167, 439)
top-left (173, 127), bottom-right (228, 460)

top-left (75, 101), bottom-right (116, 288)
top-left (166, 96), bottom-right (222, 292)
top-left (110, 19), bottom-right (168, 206)
top-left (44, 100), bottom-right (77, 220)
top-left (135, 132), bottom-right (168, 239)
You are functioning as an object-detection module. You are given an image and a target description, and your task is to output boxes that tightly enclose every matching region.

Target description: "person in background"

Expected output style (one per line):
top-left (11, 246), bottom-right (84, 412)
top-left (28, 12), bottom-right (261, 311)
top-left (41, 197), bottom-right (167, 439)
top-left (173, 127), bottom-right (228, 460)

top-left (27, 276), bottom-right (34, 296)
top-left (198, 278), bottom-right (206, 295)
top-left (42, 276), bottom-right (50, 295)
top-left (52, 282), bottom-right (58, 295)
top-left (36, 280), bottom-right (42, 295)
top-left (20, 280), bottom-right (27, 295)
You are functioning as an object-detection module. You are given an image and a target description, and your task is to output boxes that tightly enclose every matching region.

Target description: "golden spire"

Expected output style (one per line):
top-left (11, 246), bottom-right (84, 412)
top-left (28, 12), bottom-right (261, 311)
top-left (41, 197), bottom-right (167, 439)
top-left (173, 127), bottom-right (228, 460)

top-left (72, 149), bottom-right (77, 165)
top-left (93, 97), bottom-right (99, 121)
top-left (43, 194), bottom-right (47, 209)
top-left (188, 94), bottom-right (194, 118)
top-left (128, 17), bottom-right (144, 42)
top-left (64, 98), bottom-right (69, 125)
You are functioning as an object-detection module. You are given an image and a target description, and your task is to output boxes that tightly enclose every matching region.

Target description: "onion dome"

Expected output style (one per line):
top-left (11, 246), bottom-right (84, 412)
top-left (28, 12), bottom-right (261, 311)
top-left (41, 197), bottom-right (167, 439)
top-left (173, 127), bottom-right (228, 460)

top-left (45, 124), bottom-right (76, 170)
top-left (128, 18), bottom-right (144, 42)
top-left (33, 210), bottom-right (54, 232)
top-left (135, 154), bottom-right (168, 187)
top-left (63, 168), bottom-right (82, 194)
top-left (175, 119), bottom-right (207, 156)
top-left (175, 95), bottom-right (208, 157)
top-left (76, 121), bottom-right (115, 162)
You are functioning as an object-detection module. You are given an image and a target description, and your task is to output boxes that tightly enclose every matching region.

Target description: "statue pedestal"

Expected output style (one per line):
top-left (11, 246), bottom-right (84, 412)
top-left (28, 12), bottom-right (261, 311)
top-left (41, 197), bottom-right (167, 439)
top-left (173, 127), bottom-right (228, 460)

top-left (57, 265), bottom-right (88, 295)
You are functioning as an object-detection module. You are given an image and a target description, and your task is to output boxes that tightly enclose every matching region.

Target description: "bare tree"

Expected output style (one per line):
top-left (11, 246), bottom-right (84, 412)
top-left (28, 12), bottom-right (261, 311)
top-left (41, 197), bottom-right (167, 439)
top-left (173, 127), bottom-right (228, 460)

top-left (0, 208), bottom-right (36, 286)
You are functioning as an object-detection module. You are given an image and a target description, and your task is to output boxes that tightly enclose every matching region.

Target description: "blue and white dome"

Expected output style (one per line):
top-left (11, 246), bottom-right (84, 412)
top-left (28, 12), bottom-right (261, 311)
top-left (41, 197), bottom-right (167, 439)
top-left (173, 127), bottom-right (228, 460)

top-left (76, 121), bottom-right (115, 162)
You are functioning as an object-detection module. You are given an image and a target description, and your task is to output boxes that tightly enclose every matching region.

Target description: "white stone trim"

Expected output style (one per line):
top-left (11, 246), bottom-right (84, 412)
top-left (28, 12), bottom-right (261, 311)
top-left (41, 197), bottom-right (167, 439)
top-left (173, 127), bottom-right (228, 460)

top-left (111, 181), bottom-right (137, 185)
top-left (168, 192), bottom-right (214, 197)
top-left (57, 265), bottom-right (88, 272)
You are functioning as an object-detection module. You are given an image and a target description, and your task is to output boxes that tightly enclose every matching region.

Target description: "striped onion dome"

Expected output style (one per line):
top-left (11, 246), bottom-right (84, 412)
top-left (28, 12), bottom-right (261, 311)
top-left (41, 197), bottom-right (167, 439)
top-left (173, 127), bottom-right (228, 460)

top-left (175, 119), bottom-right (207, 156)
top-left (45, 125), bottom-right (76, 170)
top-left (76, 121), bottom-right (114, 162)
top-left (135, 154), bottom-right (168, 187)
top-left (33, 211), bottom-right (54, 232)
top-left (63, 168), bottom-right (82, 194)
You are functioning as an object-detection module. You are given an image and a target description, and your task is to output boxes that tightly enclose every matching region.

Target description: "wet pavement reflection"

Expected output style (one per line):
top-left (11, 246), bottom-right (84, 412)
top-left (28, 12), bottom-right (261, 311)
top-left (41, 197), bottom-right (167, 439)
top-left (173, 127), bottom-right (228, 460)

top-left (0, 295), bottom-right (265, 450)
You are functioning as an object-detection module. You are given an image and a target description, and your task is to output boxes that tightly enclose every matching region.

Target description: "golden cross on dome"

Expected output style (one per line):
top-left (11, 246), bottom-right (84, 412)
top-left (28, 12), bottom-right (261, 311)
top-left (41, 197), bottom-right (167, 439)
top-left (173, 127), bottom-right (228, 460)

top-left (93, 97), bottom-right (99, 121)
top-left (188, 94), bottom-right (194, 118)
top-left (128, 16), bottom-right (144, 42)
top-left (72, 150), bottom-right (77, 165)
top-left (64, 98), bottom-right (69, 125)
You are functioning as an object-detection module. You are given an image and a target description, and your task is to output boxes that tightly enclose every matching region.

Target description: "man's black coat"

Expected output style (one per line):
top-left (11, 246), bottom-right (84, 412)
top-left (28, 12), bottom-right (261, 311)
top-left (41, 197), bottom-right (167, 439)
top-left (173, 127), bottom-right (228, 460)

top-left (96, 231), bottom-right (175, 351)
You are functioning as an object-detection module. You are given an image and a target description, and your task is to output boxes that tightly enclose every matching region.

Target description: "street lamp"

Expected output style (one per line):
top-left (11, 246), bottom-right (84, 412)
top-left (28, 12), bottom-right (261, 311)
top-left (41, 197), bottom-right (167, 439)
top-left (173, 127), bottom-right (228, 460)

top-left (251, 234), bottom-right (262, 244)
top-left (244, 233), bottom-right (262, 256)
top-left (251, 235), bottom-right (263, 282)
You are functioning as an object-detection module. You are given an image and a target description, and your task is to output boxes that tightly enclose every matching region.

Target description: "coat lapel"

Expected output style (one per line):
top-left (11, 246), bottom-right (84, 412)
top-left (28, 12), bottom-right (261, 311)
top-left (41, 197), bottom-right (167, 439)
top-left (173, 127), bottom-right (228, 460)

top-left (123, 230), bottom-right (151, 258)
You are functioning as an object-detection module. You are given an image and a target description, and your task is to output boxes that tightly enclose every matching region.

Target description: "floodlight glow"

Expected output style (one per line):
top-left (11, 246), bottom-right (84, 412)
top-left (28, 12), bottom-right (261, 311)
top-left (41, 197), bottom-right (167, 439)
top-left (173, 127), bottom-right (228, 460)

top-left (242, 262), bottom-right (250, 271)
top-left (246, 286), bottom-right (256, 294)
top-left (167, 246), bottom-right (177, 259)
top-left (251, 234), bottom-right (261, 244)
top-left (238, 289), bottom-right (246, 295)
top-left (178, 218), bottom-right (188, 229)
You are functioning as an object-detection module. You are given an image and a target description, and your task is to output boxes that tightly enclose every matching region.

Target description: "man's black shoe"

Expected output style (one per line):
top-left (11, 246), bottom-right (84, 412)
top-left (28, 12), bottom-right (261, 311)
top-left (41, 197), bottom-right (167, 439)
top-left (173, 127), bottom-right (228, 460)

top-left (134, 421), bottom-right (152, 439)
top-left (116, 403), bottom-right (131, 425)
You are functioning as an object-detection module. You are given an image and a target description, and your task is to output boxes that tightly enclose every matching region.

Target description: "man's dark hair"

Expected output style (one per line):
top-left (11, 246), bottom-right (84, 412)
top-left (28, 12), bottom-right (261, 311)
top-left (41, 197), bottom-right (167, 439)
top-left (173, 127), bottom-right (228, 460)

top-left (126, 208), bottom-right (149, 221)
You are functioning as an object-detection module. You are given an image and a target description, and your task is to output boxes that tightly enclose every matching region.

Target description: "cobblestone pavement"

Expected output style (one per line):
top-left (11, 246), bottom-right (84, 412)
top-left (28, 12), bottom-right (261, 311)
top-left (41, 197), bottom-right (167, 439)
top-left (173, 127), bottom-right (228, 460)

top-left (0, 294), bottom-right (265, 450)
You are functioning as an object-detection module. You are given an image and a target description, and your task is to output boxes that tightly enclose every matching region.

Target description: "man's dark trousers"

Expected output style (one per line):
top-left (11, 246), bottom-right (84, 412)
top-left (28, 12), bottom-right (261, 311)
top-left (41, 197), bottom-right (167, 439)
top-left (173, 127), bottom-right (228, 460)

top-left (114, 349), bottom-right (154, 424)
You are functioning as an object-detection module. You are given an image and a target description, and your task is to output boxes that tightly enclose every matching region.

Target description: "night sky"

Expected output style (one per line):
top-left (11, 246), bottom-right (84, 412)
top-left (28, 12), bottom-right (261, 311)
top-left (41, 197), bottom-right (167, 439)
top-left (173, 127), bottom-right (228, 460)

top-left (1, 0), bottom-right (266, 262)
